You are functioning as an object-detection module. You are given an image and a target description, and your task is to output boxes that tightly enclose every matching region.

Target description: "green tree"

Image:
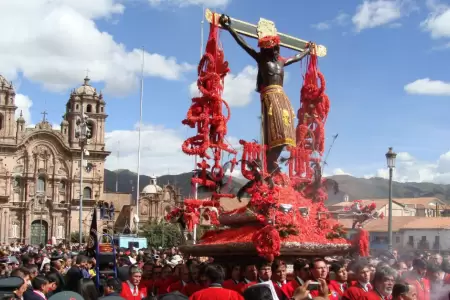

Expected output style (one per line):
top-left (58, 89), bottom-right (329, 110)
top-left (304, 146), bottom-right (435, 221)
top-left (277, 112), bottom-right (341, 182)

top-left (70, 231), bottom-right (87, 243)
top-left (141, 221), bottom-right (182, 248)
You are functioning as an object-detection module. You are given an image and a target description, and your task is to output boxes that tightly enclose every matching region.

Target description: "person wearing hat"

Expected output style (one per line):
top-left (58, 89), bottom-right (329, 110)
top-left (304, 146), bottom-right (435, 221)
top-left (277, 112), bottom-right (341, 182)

top-left (120, 266), bottom-right (147, 300)
top-left (48, 256), bottom-right (65, 292)
top-left (0, 276), bottom-right (27, 300)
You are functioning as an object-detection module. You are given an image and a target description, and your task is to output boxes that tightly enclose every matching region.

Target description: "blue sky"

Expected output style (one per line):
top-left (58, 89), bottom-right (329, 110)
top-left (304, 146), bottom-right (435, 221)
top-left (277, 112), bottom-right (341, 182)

top-left (3, 0), bottom-right (450, 182)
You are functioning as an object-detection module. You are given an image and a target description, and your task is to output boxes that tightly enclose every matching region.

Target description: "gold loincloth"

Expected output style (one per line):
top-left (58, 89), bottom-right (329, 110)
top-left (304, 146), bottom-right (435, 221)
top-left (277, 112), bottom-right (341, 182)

top-left (261, 85), bottom-right (296, 149)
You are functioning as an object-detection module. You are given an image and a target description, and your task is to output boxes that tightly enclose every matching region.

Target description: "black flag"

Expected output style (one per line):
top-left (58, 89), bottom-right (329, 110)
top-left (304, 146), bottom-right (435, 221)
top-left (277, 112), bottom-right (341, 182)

top-left (86, 207), bottom-right (98, 257)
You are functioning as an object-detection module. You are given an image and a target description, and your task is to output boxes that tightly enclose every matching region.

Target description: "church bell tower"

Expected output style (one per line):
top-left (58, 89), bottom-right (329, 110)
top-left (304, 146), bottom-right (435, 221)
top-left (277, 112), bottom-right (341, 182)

top-left (65, 76), bottom-right (107, 151)
top-left (0, 76), bottom-right (17, 144)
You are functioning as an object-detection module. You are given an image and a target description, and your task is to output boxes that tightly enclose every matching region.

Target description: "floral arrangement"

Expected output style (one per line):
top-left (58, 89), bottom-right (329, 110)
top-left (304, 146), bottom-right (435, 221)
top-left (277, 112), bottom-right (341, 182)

top-left (344, 200), bottom-right (385, 229)
top-left (326, 224), bottom-right (347, 239)
top-left (165, 24), bottom-right (351, 262)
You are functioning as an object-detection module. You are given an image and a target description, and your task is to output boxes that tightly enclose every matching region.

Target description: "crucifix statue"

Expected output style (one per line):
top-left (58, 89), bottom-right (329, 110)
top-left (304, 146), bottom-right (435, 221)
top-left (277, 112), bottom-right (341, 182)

top-left (207, 10), bottom-right (326, 173)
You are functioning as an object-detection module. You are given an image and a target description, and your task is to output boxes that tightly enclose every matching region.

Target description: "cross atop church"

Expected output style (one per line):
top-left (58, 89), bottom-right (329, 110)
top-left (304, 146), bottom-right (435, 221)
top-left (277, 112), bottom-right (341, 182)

top-left (41, 111), bottom-right (48, 122)
top-left (84, 68), bottom-right (91, 85)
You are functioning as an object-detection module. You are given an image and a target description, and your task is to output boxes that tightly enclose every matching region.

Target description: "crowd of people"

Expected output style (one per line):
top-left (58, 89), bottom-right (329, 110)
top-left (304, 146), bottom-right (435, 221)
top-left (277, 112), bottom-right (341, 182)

top-left (0, 242), bottom-right (450, 300)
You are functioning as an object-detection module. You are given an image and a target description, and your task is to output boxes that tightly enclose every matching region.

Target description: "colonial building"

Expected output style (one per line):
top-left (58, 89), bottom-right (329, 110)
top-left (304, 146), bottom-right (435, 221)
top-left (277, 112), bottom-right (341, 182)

top-left (0, 74), bottom-right (130, 245)
top-left (136, 176), bottom-right (182, 224)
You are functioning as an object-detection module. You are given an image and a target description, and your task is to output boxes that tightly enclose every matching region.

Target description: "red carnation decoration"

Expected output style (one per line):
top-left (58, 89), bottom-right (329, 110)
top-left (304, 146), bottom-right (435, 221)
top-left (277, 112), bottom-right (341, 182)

top-left (252, 225), bottom-right (281, 262)
top-left (353, 228), bottom-right (369, 257)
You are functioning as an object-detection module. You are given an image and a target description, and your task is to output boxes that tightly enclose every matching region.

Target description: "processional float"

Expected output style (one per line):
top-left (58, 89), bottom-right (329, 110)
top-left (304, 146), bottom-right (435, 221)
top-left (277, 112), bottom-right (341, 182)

top-left (166, 9), bottom-right (368, 263)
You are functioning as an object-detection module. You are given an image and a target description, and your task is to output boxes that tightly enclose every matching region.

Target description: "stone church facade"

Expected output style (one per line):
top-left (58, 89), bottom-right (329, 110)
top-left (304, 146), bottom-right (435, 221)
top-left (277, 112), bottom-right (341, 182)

top-left (0, 74), bottom-right (114, 245)
top-left (136, 176), bottom-right (183, 224)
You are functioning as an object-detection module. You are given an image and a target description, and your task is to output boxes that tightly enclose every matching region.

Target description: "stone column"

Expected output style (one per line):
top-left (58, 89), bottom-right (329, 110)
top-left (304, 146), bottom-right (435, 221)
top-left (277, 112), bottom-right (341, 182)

top-left (0, 208), bottom-right (3, 243)
top-left (25, 205), bottom-right (32, 244)
top-left (3, 209), bottom-right (9, 243)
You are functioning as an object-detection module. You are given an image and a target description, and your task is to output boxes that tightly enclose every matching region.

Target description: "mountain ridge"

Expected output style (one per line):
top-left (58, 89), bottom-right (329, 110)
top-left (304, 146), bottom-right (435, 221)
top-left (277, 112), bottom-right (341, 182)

top-left (104, 169), bottom-right (450, 204)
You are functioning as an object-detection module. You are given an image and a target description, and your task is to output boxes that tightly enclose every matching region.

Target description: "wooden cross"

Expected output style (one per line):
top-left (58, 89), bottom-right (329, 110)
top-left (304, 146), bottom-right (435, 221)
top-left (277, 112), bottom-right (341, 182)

top-left (41, 111), bottom-right (48, 122)
top-left (205, 9), bottom-right (327, 57)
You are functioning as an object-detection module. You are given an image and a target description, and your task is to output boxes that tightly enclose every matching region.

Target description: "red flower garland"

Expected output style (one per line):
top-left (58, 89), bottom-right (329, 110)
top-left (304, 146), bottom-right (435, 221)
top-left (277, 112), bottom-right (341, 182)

top-left (181, 19), bottom-right (237, 195)
top-left (287, 52), bottom-right (330, 198)
top-left (239, 140), bottom-right (266, 180)
top-left (176, 25), bottom-right (354, 259)
top-left (252, 225), bottom-right (281, 262)
top-left (353, 228), bottom-right (370, 257)
top-left (202, 208), bottom-right (220, 226)
top-left (258, 35), bottom-right (281, 49)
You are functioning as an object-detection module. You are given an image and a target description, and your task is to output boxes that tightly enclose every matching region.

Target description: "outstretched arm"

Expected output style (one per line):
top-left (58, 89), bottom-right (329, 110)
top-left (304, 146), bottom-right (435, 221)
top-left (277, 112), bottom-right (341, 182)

top-left (284, 48), bottom-right (311, 66)
top-left (219, 14), bottom-right (258, 61)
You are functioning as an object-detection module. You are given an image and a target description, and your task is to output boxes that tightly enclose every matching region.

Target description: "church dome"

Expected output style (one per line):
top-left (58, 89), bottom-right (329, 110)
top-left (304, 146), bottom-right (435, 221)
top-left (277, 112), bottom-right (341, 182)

top-left (75, 76), bottom-right (97, 96)
top-left (17, 111), bottom-right (25, 123)
top-left (142, 183), bottom-right (162, 194)
top-left (141, 176), bottom-right (162, 194)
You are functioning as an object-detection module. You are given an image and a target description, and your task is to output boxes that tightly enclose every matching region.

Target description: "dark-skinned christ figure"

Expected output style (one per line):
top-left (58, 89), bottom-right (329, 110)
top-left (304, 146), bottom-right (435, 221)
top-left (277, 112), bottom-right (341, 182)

top-left (219, 14), bottom-right (311, 173)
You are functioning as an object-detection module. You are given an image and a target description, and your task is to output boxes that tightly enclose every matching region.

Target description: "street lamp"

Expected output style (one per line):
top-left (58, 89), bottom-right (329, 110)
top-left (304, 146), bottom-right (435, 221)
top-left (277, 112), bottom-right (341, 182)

top-left (385, 147), bottom-right (397, 252)
top-left (75, 114), bottom-right (90, 246)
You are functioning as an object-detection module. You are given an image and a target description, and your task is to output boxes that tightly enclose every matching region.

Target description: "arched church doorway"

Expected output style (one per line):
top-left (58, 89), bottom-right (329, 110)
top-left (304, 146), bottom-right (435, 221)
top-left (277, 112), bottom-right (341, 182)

top-left (31, 220), bottom-right (48, 245)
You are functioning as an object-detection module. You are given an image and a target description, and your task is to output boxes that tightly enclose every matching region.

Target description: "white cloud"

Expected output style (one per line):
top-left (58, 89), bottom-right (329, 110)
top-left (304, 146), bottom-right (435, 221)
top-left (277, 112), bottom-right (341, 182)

top-left (352, 0), bottom-right (413, 32)
top-left (312, 22), bottom-right (331, 30)
top-left (311, 12), bottom-right (350, 30)
top-left (189, 66), bottom-right (257, 107)
top-left (0, 0), bottom-right (194, 96)
top-left (360, 151), bottom-right (450, 183)
top-left (404, 78), bottom-right (450, 96)
top-left (324, 168), bottom-right (352, 177)
top-left (388, 22), bottom-right (403, 28)
top-left (15, 94), bottom-right (33, 124)
top-left (421, 6), bottom-right (450, 39)
top-left (52, 123), bottom-right (61, 130)
top-left (332, 168), bottom-right (352, 176)
top-left (105, 123), bottom-right (240, 176)
top-left (148, 0), bottom-right (229, 7)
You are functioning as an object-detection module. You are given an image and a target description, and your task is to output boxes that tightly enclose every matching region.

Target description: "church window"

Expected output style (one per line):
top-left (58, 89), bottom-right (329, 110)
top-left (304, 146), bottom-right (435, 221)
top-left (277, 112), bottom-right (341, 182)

top-left (11, 223), bottom-right (19, 238)
top-left (86, 121), bottom-right (94, 139)
top-left (0, 113), bottom-right (3, 130)
top-left (101, 107), bottom-right (104, 113)
top-left (57, 224), bottom-right (64, 239)
top-left (14, 177), bottom-right (20, 188)
top-left (59, 181), bottom-right (66, 192)
top-left (86, 104), bottom-right (92, 113)
top-left (76, 104), bottom-right (79, 110)
top-left (37, 176), bottom-right (46, 193)
top-left (83, 187), bottom-right (92, 199)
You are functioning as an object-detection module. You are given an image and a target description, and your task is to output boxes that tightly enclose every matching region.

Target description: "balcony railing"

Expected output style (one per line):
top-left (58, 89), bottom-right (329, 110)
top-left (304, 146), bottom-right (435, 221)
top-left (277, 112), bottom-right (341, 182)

top-left (71, 198), bottom-right (97, 206)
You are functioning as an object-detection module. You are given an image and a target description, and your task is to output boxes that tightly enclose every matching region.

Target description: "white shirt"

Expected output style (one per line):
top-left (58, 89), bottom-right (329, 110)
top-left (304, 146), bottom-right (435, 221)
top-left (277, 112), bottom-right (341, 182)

top-left (127, 280), bottom-right (139, 296)
top-left (359, 281), bottom-right (371, 292)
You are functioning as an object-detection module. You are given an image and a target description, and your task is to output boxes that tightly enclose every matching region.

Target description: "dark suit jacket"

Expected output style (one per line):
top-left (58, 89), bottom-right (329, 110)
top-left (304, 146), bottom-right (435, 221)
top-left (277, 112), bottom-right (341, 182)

top-left (23, 287), bottom-right (45, 300)
top-left (65, 266), bottom-right (83, 292)
top-left (49, 267), bottom-right (66, 292)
